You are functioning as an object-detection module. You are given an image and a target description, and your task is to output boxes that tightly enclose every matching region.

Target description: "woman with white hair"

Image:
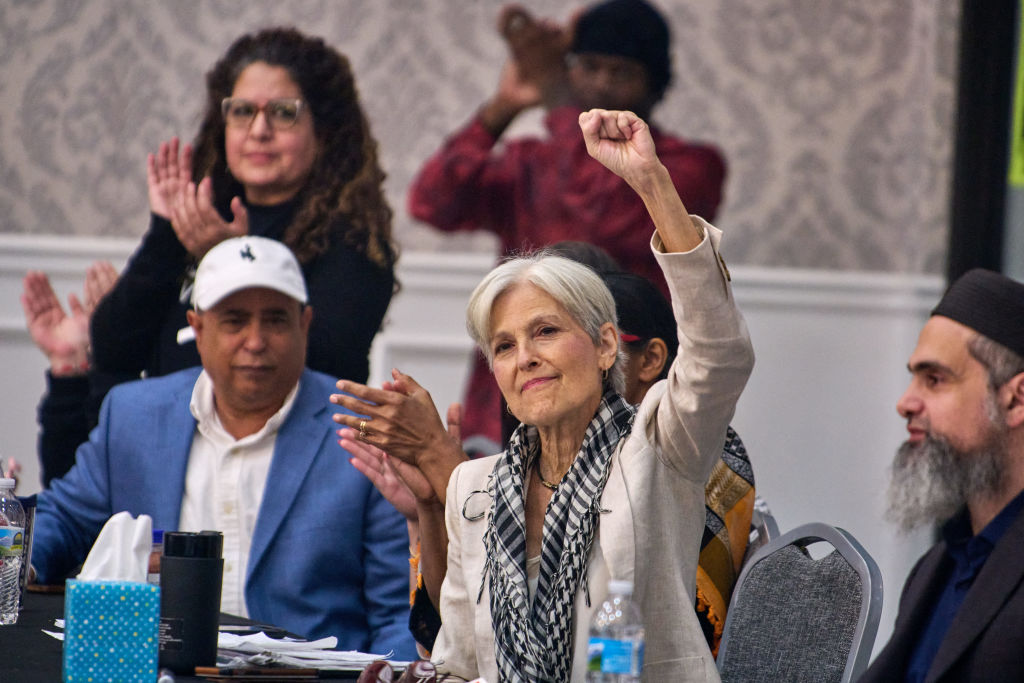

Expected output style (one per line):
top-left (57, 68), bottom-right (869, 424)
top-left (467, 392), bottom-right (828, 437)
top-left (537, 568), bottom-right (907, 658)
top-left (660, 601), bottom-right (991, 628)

top-left (434, 109), bottom-right (753, 682)
top-left (335, 109), bottom-right (752, 682)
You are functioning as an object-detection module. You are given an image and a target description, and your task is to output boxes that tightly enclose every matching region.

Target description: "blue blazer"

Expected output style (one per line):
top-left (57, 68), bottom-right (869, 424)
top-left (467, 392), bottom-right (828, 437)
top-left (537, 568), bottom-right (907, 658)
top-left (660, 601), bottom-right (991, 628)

top-left (33, 367), bottom-right (416, 659)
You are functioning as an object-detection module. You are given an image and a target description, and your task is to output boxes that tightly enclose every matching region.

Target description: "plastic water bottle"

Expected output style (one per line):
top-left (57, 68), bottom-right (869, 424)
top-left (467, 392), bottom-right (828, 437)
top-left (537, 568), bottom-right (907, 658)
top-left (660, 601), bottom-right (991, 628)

top-left (0, 478), bottom-right (25, 625)
top-left (587, 579), bottom-right (645, 682)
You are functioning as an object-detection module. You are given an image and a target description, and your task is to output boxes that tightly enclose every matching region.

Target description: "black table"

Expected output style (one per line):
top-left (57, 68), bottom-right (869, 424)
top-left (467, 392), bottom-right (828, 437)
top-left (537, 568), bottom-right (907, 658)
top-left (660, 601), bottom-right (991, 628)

top-left (0, 590), bottom-right (354, 682)
top-left (1, 590), bottom-right (69, 682)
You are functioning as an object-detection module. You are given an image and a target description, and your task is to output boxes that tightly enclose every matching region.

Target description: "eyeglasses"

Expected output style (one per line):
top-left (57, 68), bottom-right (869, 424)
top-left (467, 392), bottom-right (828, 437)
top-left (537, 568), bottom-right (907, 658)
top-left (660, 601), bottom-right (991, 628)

top-left (221, 97), bottom-right (304, 130)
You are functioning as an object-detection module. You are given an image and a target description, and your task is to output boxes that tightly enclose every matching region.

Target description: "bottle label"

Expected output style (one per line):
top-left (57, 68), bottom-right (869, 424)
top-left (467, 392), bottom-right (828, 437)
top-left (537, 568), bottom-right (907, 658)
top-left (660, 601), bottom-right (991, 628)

top-left (0, 527), bottom-right (23, 557)
top-left (587, 637), bottom-right (644, 675)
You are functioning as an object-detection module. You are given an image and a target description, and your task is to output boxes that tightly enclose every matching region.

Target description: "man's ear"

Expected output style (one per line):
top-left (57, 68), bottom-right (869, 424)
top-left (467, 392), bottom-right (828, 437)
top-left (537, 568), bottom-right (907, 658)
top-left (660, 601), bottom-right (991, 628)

top-left (186, 309), bottom-right (202, 343)
top-left (1005, 371), bottom-right (1024, 429)
top-left (636, 338), bottom-right (669, 383)
top-left (301, 305), bottom-right (313, 334)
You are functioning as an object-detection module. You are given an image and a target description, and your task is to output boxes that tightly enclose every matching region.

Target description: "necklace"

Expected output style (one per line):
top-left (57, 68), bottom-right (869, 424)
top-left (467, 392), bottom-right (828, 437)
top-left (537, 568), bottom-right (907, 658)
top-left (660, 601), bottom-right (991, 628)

top-left (536, 462), bottom-right (561, 490)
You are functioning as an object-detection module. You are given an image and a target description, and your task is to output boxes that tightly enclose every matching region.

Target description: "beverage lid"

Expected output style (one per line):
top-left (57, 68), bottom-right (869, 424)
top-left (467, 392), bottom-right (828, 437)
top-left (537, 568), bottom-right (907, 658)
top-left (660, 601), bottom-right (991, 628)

top-left (163, 530), bottom-right (223, 558)
top-left (608, 579), bottom-right (634, 595)
top-left (0, 478), bottom-right (15, 489)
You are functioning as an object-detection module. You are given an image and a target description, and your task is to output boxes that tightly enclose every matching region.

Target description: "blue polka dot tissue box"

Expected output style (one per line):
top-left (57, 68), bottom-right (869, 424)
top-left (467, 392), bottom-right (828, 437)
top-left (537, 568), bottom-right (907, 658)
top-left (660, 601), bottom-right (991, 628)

top-left (63, 579), bottom-right (160, 683)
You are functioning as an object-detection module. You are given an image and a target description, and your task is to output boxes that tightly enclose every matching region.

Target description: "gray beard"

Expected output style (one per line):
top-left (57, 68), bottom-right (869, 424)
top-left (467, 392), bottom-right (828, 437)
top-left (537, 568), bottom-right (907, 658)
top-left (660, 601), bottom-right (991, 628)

top-left (886, 424), bottom-right (1009, 533)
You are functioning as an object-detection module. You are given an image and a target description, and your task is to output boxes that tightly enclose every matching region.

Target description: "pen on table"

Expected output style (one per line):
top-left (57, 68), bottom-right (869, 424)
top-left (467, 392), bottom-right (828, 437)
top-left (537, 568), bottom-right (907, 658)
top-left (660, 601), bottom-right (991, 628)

top-left (193, 666), bottom-right (351, 678)
top-left (194, 666), bottom-right (321, 676)
top-left (157, 668), bottom-right (176, 683)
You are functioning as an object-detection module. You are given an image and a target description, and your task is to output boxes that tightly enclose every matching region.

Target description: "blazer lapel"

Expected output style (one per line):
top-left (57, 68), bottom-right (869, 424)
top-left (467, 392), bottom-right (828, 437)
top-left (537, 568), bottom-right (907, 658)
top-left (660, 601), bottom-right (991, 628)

top-left (146, 374), bottom-right (199, 529)
top-left (599, 447), bottom-right (635, 584)
top-left (246, 373), bottom-right (328, 579)
top-left (927, 506), bottom-right (1024, 681)
top-left (867, 547), bottom-right (950, 679)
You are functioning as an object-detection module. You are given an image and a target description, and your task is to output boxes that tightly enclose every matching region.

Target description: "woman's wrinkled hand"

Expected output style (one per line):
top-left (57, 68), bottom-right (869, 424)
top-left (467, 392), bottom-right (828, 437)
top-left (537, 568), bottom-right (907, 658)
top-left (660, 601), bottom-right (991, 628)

top-left (331, 369), bottom-right (454, 467)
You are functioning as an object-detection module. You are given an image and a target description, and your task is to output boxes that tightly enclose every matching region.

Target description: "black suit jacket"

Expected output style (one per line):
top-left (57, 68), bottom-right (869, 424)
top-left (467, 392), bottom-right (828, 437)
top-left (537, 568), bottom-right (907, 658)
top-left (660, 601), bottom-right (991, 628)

top-left (860, 505), bottom-right (1024, 682)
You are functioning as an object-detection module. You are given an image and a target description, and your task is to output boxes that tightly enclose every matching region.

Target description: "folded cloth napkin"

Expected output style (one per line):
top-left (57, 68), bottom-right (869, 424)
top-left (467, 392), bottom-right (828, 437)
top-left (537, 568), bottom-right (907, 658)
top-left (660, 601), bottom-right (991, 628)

top-left (77, 511), bottom-right (153, 582)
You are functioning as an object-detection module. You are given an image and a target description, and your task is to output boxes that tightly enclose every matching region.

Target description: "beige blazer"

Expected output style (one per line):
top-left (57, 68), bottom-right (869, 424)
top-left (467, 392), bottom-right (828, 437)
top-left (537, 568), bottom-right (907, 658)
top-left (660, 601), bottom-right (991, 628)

top-left (432, 222), bottom-right (754, 682)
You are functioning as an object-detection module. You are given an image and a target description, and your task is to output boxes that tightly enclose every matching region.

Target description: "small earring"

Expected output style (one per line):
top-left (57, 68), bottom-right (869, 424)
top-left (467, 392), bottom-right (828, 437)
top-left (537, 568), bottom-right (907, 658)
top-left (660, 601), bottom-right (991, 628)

top-left (602, 368), bottom-right (609, 381)
top-left (506, 404), bottom-right (514, 416)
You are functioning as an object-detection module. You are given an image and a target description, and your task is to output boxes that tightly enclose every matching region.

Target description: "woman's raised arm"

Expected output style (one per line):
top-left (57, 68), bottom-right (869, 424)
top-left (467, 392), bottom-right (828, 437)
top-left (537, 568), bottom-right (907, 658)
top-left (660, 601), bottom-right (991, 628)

top-left (579, 108), bottom-right (702, 254)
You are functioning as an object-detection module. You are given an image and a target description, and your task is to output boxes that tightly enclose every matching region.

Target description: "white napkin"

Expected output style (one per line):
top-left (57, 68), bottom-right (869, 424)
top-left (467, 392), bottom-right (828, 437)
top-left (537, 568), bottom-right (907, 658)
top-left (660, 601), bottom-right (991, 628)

top-left (77, 511), bottom-right (153, 582)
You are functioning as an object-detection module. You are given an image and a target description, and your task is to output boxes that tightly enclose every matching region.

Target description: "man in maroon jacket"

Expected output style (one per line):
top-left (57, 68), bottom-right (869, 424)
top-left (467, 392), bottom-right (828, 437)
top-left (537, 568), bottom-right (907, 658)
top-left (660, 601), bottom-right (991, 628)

top-left (408, 0), bottom-right (726, 448)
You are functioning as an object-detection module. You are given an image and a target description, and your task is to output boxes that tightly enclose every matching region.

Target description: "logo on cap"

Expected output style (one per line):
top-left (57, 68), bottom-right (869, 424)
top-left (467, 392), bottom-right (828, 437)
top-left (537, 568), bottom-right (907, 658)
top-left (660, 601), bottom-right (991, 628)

top-left (240, 245), bottom-right (255, 262)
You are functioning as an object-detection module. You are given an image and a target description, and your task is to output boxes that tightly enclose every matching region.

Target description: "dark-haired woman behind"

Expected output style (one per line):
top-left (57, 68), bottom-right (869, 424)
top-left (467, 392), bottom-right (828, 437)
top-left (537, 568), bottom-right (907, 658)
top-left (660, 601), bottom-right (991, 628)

top-left (90, 27), bottom-right (396, 410)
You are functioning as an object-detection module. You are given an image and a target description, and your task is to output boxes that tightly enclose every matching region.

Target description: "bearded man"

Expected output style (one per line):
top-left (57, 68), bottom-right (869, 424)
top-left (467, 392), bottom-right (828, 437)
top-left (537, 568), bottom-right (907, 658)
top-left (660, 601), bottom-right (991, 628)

top-left (862, 268), bottom-right (1024, 683)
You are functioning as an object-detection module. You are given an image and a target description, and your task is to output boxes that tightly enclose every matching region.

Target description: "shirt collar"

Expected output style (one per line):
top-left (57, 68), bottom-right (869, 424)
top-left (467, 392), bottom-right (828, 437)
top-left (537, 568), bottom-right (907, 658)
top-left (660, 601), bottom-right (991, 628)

top-left (942, 488), bottom-right (1024, 569)
top-left (189, 370), bottom-right (300, 442)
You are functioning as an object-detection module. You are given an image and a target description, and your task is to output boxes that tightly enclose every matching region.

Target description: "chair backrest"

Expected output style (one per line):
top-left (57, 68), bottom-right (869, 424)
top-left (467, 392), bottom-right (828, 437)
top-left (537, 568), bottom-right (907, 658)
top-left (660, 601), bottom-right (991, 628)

top-left (716, 522), bottom-right (883, 683)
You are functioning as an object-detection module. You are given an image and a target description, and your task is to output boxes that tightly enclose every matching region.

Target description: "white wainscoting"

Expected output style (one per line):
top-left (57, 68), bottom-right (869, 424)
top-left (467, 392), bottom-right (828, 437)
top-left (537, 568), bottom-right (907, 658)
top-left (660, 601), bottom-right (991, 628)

top-left (0, 235), bottom-right (944, 653)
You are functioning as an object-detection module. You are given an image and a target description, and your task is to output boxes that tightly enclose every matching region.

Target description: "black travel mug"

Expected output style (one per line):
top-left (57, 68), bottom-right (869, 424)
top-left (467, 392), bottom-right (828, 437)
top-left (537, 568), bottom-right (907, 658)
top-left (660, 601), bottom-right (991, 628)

top-left (158, 530), bottom-right (224, 674)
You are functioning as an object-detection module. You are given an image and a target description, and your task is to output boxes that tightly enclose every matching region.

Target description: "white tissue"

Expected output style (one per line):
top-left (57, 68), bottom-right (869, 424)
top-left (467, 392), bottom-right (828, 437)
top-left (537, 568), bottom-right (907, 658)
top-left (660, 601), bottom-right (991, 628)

top-left (77, 511), bottom-right (153, 583)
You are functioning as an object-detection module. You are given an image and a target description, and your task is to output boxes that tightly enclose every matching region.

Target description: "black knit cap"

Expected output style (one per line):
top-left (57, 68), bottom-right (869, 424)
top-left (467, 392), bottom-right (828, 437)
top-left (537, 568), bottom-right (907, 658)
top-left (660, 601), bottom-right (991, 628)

top-left (571, 0), bottom-right (672, 99)
top-left (931, 268), bottom-right (1024, 358)
top-left (604, 271), bottom-right (677, 343)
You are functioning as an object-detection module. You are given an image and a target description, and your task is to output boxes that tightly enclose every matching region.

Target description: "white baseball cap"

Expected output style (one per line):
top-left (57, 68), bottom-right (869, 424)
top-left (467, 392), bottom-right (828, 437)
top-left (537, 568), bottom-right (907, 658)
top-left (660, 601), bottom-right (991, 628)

top-left (191, 236), bottom-right (308, 311)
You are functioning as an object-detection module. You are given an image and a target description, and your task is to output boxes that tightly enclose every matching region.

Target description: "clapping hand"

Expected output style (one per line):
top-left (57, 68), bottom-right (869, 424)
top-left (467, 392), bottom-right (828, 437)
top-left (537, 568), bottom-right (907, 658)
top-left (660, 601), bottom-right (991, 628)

top-left (340, 430), bottom-right (435, 520)
top-left (21, 261), bottom-right (119, 377)
top-left (147, 137), bottom-right (191, 220)
top-left (22, 273), bottom-right (87, 376)
top-left (147, 137), bottom-right (247, 258)
top-left (331, 369), bottom-right (455, 468)
top-left (495, 5), bottom-right (571, 110)
top-left (83, 260), bottom-right (118, 312)
top-left (331, 369), bottom-right (469, 507)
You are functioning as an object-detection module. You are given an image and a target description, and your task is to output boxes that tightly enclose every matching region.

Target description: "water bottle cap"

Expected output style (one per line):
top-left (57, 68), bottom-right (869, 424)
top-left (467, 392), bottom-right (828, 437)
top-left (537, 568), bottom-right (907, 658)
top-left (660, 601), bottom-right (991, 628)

top-left (163, 530), bottom-right (223, 558)
top-left (608, 579), bottom-right (634, 595)
top-left (0, 478), bottom-right (15, 489)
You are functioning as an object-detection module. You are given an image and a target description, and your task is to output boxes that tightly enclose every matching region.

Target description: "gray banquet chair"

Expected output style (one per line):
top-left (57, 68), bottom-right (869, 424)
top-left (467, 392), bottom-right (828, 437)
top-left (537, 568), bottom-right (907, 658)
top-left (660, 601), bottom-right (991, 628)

top-left (716, 522), bottom-right (883, 683)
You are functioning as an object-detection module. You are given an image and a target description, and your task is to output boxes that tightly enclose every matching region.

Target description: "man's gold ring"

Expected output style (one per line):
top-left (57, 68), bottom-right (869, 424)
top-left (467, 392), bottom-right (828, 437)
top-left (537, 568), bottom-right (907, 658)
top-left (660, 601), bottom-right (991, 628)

top-left (358, 420), bottom-right (368, 439)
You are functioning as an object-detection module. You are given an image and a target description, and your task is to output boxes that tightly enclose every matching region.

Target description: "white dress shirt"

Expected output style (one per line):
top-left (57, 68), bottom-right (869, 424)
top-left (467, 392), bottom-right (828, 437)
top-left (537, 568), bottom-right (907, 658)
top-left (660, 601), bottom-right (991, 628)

top-left (178, 371), bottom-right (299, 617)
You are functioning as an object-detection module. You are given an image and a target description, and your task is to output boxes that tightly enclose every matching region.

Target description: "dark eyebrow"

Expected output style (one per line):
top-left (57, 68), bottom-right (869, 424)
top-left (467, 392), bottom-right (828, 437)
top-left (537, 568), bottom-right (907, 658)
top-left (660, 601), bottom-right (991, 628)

top-left (908, 360), bottom-right (956, 377)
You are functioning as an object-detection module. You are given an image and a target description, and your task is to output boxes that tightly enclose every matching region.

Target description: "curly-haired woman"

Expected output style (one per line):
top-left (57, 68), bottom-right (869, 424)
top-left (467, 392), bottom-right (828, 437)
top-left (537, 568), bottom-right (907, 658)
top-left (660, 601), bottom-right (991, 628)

top-left (89, 27), bottom-right (396, 412)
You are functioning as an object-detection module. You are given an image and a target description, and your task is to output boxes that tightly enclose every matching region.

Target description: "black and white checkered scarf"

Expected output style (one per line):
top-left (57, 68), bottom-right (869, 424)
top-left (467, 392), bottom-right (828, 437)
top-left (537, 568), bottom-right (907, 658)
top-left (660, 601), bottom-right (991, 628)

top-left (480, 389), bottom-right (636, 683)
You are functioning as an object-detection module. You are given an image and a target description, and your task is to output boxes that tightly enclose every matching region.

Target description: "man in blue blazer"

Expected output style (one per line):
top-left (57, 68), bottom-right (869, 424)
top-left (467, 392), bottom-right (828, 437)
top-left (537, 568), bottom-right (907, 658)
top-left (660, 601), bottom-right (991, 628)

top-left (31, 236), bottom-right (416, 659)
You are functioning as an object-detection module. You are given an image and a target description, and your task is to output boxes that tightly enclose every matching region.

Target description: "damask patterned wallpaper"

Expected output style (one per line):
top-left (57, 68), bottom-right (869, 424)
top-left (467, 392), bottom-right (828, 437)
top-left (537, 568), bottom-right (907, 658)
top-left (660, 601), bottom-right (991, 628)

top-left (0, 0), bottom-right (959, 273)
